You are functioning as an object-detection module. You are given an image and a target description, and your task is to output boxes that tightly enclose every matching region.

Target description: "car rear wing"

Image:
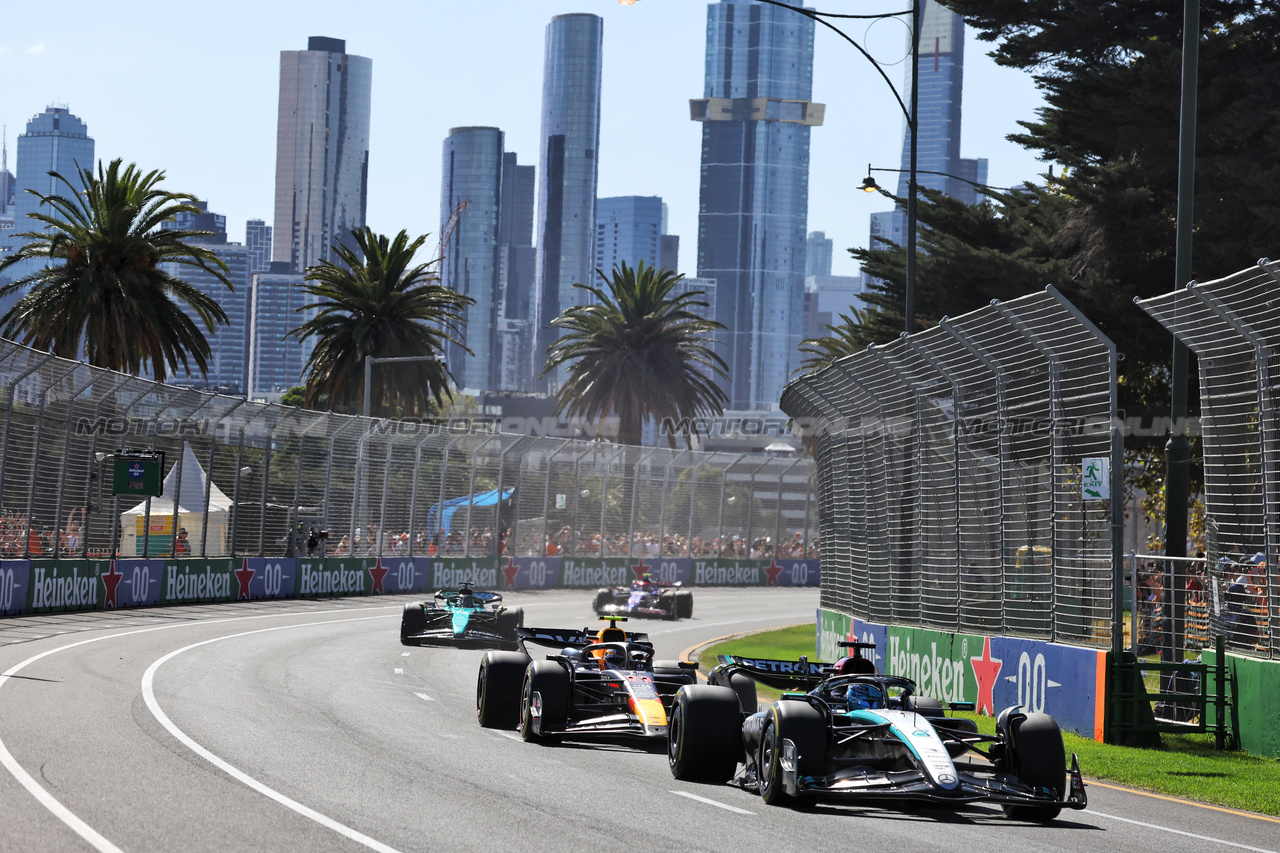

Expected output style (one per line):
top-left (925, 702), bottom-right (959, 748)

top-left (517, 626), bottom-right (652, 651)
top-left (712, 653), bottom-right (835, 691)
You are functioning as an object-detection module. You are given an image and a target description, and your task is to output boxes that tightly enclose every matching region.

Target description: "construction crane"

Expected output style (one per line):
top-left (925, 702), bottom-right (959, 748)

top-left (437, 199), bottom-right (468, 260)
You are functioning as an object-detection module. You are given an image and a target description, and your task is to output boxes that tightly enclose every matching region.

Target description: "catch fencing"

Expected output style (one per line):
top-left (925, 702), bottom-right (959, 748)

top-left (781, 286), bottom-right (1121, 648)
top-left (0, 337), bottom-right (817, 567)
top-left (1137, 259), bottom-right (1280, 660)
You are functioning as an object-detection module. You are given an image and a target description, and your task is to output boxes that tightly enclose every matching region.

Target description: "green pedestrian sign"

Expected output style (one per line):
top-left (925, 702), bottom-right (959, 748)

top-left (1081, 457), bottom-right (1109, 500)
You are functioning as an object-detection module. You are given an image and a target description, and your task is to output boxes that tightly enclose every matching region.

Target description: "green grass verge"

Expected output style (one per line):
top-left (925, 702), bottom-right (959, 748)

top-left (696, 625), bottom-right (1280, 817)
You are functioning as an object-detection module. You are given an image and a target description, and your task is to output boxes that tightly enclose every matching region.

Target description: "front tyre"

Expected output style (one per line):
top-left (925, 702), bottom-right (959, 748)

top-left (667, 685), bottom-right (740, 782)
top-left (1002, 713), bottom-right (1066, 823)
top-left (519, 660), bottom-right (569, 744)
top-left (400, 602), bottom-right (426, 645)
top-left (759, 701), bottom-right (826, 808)
top-left (674, 590), bottom-right (693, 619)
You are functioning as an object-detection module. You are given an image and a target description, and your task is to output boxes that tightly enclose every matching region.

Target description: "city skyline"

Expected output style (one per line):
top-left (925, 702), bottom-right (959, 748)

top-left (1, 1), bottom-right (1044, 285)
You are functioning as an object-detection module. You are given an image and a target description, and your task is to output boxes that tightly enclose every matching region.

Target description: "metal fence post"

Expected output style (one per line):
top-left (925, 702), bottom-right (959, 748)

top-left (541, 442), bottom-right (568, 559)
top-left (406, 429), bottom-right (437, 556)
top-left (0, 354), bottom-right (56, 523)
top-left (49, 368), bottom-right (96, 558)
top-left (627, 448), bottom-right (656, 557)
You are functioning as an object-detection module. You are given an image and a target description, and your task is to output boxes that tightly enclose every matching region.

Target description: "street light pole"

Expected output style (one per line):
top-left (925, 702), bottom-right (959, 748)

top-left (623, 0), bottom-right (921, 335)
top-left (905, 0), bottom-right (920, 335)
top-left (362, 354), bottom-right (443, 420)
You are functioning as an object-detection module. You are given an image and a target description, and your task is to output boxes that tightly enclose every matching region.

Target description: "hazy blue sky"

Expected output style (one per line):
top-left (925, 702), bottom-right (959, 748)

top-left (2, 0), bottom-right (1043, 278)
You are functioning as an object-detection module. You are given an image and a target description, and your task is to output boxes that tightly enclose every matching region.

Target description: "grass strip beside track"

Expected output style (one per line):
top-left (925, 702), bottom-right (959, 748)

top-left (699, 624), bottom-right (1280, 818)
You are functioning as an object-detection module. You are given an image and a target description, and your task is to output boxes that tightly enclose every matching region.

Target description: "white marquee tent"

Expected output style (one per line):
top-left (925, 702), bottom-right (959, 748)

top-left (120, 443), bottom-right (234, 557)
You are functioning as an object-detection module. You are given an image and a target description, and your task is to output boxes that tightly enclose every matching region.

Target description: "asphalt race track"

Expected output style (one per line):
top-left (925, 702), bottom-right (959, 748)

top-left (1, 589), bottom-right (1277, 853)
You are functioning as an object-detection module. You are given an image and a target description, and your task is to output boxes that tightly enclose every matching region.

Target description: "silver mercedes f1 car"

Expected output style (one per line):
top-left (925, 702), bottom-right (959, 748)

top-left (667, 641), bottom-right (1087, 821)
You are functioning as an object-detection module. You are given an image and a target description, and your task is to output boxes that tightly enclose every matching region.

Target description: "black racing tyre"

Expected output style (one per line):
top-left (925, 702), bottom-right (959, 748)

top-left (667, 685), bottom-right (741, 782)
top-left (476, 651), bottom-right (530, 729)
top-left (759, 701), bottom-right (826, 808)
top-left (907, 695), bottom-right (945, 718)
top-left (675, 590), bottom-right (694, 619)
top-left (399, 602), bottom-right (426, 645)
top-left (1002, 713), bottom-right (1066, 823)
top-left (592, 589), bottom-right (612, 613)
top-left (727, 672), bottom-right (758, 714)
top-left (520, 660), bottom-right (569, 744)
top-left (496, 607), bottom-right (524, 639)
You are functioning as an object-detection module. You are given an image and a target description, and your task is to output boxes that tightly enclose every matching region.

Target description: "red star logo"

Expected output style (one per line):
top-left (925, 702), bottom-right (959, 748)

top-left (235, 558), bottom-right (256, 600)
top-left (630, 559), bottom-right (650, 581)
top-left (101, 561), bottom-right (124, 609)
top-left (969, 636), bottom-right (1003, 715)
top-left (368, 558), bottom-right (389, 594)
top-left (502, 556), bottom-right (520, 590)
top-left (764, 559), bottom-right (784, 586)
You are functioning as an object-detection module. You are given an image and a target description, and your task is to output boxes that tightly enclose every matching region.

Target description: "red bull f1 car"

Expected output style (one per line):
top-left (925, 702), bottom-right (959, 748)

top-left (592, 576), bottom-right (693, 620)
top-left (399, 582), bottom-right (524, 649)
top-left (667, 641), bottom-right (1087, 822)
top-left (476, 618), bottom-right (698, 745)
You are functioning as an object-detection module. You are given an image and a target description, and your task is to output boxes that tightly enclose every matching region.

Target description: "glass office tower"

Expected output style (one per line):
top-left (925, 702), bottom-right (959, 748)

top-left (497, 152), bottom-right (537, 392)
top-left (595, 196), bottom-right (664, 278)
top-left (441, 127), bottom-right (504, 392)
top-left (0, 106), bottom-right (95, 314)
top-left (693, 1), bottom-right (823, 410)
top-left (272, 36), bottom-right (372, 273)
top-left (866, 2), bottom-right (987, 286)
top-left (535, 13), bottom-right (603, 389)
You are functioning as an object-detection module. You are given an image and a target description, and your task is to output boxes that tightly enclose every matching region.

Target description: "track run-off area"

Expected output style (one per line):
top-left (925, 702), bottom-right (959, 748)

top-left (0, 589), bottom-right (1276, 853)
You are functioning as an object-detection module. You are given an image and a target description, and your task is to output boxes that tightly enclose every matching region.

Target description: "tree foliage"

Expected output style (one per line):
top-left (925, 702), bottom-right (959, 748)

top-left (853, 1), bottom-right (1280, 492)
top-left (0, 158), bottom-right (231, 380)
top-left (289, 227), bottom-right (472, 417)
top-left (542, 261), bottom-right (728, 447)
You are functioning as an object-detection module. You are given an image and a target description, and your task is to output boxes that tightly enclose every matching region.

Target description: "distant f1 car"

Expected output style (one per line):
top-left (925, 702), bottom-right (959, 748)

top-left (399, 581), bottom-right (524, 649)
top-left (475, 617), bottom-right (698, 745)
top-left (667, 641), bottom-right (1087, 822)
top-left (592, 576), bottom-right (693, 620)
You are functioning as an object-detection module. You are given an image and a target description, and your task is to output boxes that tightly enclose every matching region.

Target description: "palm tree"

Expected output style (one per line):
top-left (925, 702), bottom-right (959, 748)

top-left (0, 159), bottom-right (231, 380)
top-left (289, 227), bottom-right (473, 417)
top-left (797, 308), bottom-right (868, 373)
top-left (542, 260), bottom-right (728, 447)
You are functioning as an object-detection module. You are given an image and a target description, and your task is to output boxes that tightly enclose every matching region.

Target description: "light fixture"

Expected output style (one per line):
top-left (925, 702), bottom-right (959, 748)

top-left (94, 451), bottom-right (107, 463)
top-left (239, 466), bottom-right (253, 477)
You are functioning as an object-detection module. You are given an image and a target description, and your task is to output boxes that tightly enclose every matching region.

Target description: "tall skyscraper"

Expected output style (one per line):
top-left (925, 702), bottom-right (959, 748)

top-left (805, 231), bottom-right (833, 277)
top-left (440, 126), bottom-right (504, 392)
top-left (0, 107), bottom-right (95, 313)
top-left (497, 152), bottom-right (536, 392)
top-left (248, 265), bottom-right (314, 397)
top-left (692, 1), bottom-right (823, 410)
top-left (866, 2), bottom-right (986, 284)
top-left (594, 196), bottom-right (663, 277)
top-left (160, 203), bottom-right (251, 394)
top-left (272, 37), bottom-right (372, 273)
top-left (245, 219), bottom-right (272, 275)
top-left (535, 13), bottom-right (603, 388)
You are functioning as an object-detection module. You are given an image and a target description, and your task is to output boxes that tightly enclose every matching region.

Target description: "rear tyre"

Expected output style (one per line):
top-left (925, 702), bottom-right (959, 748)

top-left (667, 685), bottom-right (741, 782)
top-left (727, 672), bottom-right (758, 713)
top-left (520, 660), bottom-right (569, 744)
top-left (496, 607), bottom-right (524, 640)
top-left (476, 651), bottom-right (529, 729)
top-left (759, 701), bottom-right (826, 808)
top-left (674, 590), bottom-right (694, 619)
top-left (907, 695), bottom-right (945, 717)
top-left (1002, 713), bottom-right (1066, 823)
top-left (399, 602), bottom-right (426, 645)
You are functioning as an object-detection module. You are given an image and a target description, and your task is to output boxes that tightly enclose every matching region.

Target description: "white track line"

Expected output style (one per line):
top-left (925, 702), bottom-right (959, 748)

top-left (415, 692), bottom-right (434, 702)
top-left (671, 790), bottom-right (755, 814)
top-left (0, 606), bottom-right (395, 853)
top-left (1089, 810), bottom-right (1277, 853)
top-left (141, 616), bottom-right (404, 853)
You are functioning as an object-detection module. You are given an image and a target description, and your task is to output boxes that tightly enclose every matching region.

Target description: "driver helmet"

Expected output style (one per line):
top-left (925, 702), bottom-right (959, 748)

top-left (602, 646), bottom-right (627, 670)
top-left (846, 682), bottom-right (884, 710)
